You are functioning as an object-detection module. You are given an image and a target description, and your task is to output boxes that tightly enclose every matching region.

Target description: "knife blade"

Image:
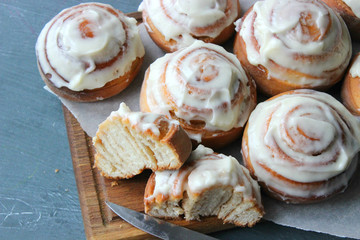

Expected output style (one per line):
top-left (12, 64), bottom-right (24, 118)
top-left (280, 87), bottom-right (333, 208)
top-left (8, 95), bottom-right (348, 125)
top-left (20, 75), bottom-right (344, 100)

top-left (106, 201), bottom-right (218, 240)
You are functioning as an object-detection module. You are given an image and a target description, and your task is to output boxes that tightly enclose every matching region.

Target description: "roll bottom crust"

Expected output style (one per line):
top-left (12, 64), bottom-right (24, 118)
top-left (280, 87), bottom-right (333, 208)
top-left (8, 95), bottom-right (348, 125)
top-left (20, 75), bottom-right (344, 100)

top-left (39, 56), bottom-right (143, 102)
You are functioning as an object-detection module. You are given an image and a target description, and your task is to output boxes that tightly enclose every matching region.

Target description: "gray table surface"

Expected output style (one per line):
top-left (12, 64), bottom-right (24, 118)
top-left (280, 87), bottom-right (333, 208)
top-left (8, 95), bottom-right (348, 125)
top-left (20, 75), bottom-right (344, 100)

top-left (0, 0), bottom-right (356, 239)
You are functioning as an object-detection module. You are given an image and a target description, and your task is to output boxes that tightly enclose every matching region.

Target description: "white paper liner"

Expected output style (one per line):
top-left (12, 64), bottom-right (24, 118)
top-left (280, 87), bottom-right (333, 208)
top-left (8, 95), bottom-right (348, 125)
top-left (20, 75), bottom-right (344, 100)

top-left (51, 2), bottom-right (360, 238)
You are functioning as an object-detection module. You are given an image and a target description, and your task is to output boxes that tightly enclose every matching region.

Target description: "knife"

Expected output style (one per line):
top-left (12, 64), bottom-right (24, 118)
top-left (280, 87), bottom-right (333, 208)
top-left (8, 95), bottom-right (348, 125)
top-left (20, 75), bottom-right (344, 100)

top-left (106, 201), bottom-right (218, 240)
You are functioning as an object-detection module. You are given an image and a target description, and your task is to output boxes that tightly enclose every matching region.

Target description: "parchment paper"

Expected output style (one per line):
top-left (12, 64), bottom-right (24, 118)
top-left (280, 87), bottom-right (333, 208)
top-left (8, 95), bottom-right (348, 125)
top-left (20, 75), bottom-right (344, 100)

top-left (56, 1), bottom-right (360, 238)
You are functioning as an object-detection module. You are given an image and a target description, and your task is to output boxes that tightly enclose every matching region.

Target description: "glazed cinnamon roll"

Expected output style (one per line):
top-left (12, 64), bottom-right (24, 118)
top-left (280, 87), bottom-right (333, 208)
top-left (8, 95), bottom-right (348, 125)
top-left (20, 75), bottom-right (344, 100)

top-left (140, 41), bottom-right (256, 149)
top-left (342, 53), bottom-right (360, 115)
top-left (321, 0), bottom-right (360, 40)
top-left (234, 0), bottom-right (352, 96)
top-left (138, 0), bottom-right (240, 52)
top-left (242, 89), bottom-right (360, 203)
top-left (36, 3), bottom-right (145, 102)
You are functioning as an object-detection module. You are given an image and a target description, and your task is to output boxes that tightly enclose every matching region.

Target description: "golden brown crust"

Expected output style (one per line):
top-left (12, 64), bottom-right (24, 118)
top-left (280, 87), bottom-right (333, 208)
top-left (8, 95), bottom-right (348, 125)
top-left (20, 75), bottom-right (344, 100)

top-left (38, 56), bottom-right (143, 102)
top-left (233, 5), bottom-right (347, 96)
top-left (144, 172), bottom-right (157, 212)
top-left (341, 54), bottom-right (360, 116)
top-left (141, 1), bottom-right (241, 52)
top-left (161, 124), bottom-right (193, 166)
top-left (322, 0), bottom-right (360, 40)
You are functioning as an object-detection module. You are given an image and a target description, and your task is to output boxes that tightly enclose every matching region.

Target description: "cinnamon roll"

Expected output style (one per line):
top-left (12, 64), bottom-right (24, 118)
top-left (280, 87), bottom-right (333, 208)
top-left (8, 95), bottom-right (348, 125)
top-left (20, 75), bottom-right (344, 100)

top-left (242, 89), bottom-right (360, 203)
top-left (36, 3), bottom-right (145, 102)
top-left (234, 0), bottom-right (352, 96)
top-left (144, 144), bottom-right (264, 226)
top-left (321, 0), bottom-right (360, 40)
top-left (138, 0), bottom-right (240, 52)
top-left (342, 53), bottom-right (360, 115)
top-left (140, 40), bottom-right (257, 149)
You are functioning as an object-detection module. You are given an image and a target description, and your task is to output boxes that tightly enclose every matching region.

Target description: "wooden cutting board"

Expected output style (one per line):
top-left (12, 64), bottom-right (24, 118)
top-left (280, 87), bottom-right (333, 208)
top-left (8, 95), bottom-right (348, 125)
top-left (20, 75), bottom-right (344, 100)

top-left (63, 106), bottom-right (235, 240)
top-left (63, 99), bottom-right (239, 239)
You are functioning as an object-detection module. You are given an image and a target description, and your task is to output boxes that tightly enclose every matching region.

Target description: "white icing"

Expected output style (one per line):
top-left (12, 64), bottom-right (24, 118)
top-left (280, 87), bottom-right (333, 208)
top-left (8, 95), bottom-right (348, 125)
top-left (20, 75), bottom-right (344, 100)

top-left (247, 89), bottom-right (360, 198)
top-left (146, 145), bottom-right (262, 204)
top-left (36, 3), bottom-right (145, 91)
top-left (350, 54), bottom-right (360, 78)
top-left (111, 102), bottom-right (179, 136)
top-left (237, 0), bottom-right (352, 86)
top-left (343, 0), bottom-right (360, 18)
top-left (143, 40), bottom-right (255, 139)
top-left (139, 0), bottom-right (238, 50)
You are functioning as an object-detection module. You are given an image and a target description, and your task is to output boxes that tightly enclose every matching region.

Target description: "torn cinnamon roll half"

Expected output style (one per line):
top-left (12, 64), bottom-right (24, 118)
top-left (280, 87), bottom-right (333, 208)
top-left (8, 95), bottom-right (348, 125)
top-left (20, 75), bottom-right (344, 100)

top-left (93, 103), bottom-right (192, 179)
top-left (144, 144), bottom-right (264, 226)
top-left (234, 0), bottom-right (352, 96)
top-left (36, 3), bottom-right (145, 102)
top-left (242, 89), bottom-right (360, 203)
top-left (140, 40), bottom-right (257, 149)
top-left (138, 0), bottom-right (240, 52)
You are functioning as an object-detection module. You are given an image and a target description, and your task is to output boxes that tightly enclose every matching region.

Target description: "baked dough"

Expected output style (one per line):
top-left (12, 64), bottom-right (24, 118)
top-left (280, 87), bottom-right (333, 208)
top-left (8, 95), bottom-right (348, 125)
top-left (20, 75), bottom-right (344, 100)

top-left (93, 103), bottom-right (192, 179)
top-left (242, 89), bottom-right (360, 203)
top-left (36, 3), bottom-right (145, 101)
top-left (234, 0), bottom-right (352, 96)
top-left (144, 145), bottom-right (264, 226)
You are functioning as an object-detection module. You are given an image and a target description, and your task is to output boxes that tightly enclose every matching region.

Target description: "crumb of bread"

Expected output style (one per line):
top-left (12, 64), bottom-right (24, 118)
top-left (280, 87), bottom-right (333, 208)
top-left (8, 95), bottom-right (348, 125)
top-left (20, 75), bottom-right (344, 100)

top-left (111, 181), bottom-right (119, 187)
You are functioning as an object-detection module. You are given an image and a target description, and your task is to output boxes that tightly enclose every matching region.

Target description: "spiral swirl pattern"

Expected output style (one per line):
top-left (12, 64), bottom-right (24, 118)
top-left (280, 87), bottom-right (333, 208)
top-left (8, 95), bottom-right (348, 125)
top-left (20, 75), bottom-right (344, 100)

top-left (242, 90), bottom-right (360, 202)
top-left (141, 41), bottom-right (256, 146)
top-left (235, 0), bottom-right (352, 95)
top-left (36, 3), bottom-right (144, 91)
top-left (139, 0), bottom-right (239, 51)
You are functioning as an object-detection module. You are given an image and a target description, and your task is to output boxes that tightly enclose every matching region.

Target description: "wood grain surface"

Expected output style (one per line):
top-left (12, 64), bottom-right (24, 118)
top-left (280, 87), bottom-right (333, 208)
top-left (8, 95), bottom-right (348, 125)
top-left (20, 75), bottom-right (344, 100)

top-left (63, 106), bottom-right (235, 239)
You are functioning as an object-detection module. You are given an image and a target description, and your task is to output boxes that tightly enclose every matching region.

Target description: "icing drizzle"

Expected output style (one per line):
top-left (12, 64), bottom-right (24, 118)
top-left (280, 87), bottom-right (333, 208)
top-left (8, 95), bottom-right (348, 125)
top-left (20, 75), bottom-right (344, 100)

top-left (36, 3), bottom-right (144, 91)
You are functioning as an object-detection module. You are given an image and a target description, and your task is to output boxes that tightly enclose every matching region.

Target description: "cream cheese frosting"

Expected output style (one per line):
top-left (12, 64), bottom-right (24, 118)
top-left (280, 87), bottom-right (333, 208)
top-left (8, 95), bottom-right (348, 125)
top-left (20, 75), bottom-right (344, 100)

top-left (146, 144), bottom-right (262, 204)
top-left (139, 0), bottom-right (238, 50)
top-left (343, 0), bottom-right (360, 17)
top-left (36, 3), bottom-right (144, 91)
top-left (111, 102), bottom-right (179, 137)
top-left (236, 0), bottom-right (352, 86)
top-left (246, 89), bottom-right (360, 199)
top-left (143, 40), bottom-right (254, 136)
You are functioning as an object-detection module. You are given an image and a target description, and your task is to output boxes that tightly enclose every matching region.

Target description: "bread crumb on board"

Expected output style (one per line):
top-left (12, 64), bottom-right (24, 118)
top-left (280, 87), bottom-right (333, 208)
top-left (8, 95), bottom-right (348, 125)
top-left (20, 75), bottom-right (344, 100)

top-left (111, 181), bottom-right (119, 187)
